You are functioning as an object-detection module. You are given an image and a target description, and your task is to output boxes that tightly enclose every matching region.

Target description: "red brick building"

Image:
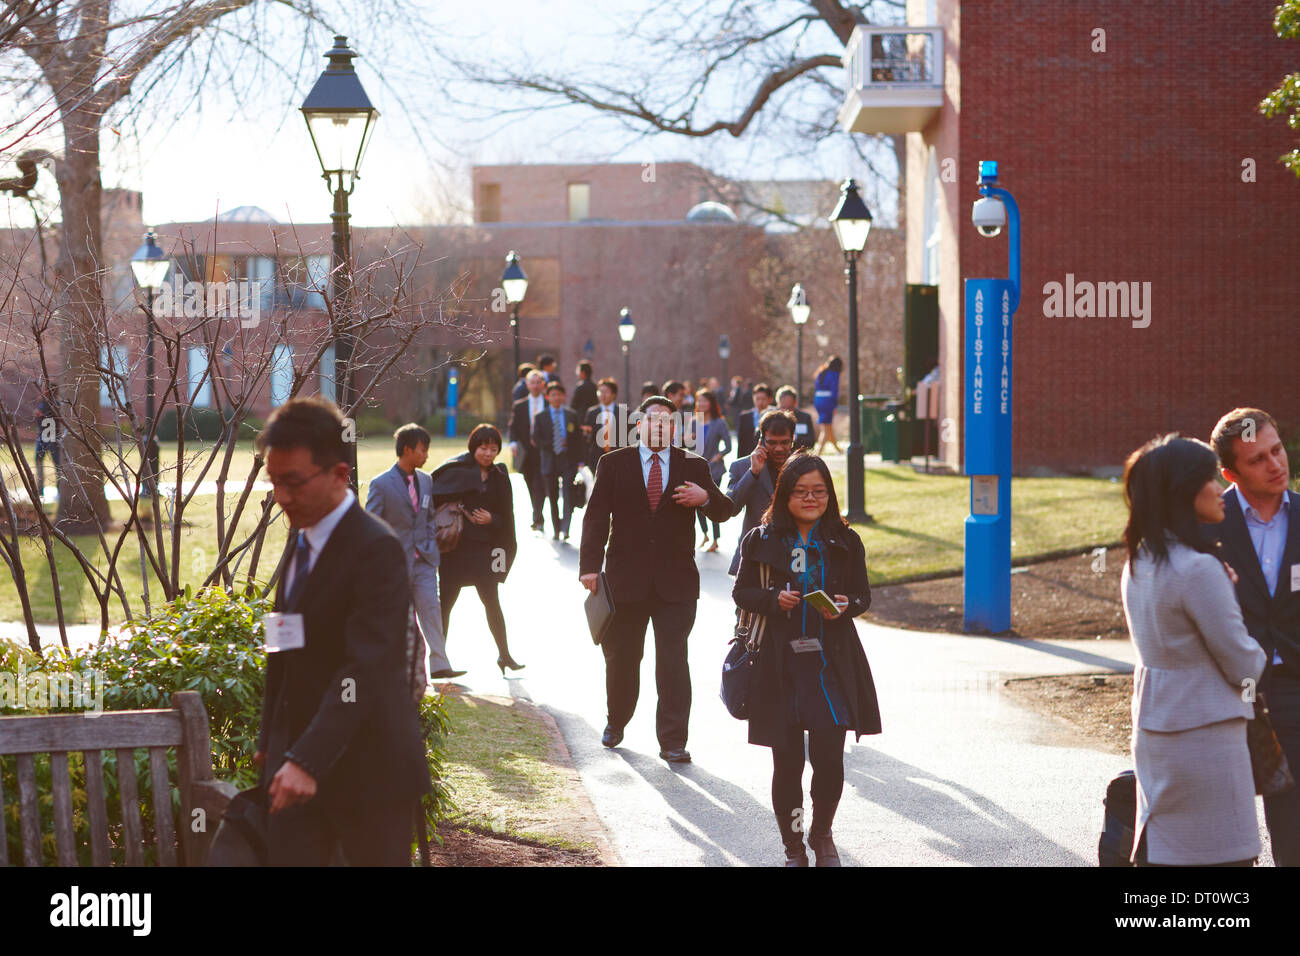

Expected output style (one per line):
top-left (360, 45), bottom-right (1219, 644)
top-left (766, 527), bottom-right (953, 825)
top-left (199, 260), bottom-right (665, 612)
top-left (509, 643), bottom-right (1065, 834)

top-left (847, 0), bottom-right (1300, 473)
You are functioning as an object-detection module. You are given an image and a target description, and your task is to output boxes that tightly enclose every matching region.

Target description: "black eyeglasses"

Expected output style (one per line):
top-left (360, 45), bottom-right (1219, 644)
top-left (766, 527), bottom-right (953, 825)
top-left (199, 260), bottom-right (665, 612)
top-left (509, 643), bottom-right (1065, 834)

top-left (268, 467), bottom-right (326, 491)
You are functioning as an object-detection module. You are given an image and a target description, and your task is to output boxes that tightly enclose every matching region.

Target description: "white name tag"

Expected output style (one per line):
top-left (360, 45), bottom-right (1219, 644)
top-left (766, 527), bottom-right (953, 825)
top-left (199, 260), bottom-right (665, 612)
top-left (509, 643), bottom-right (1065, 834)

top-left (264, 612), bottom-right (305, 652)
top-left (421, 493), bottom-right (430, 509)
top-left (795, 423), bottom-right (809, 435)
top-left (790, 637), bottom-right (822, 653)
top-left (1292, 563), bottom-right (1300, 593)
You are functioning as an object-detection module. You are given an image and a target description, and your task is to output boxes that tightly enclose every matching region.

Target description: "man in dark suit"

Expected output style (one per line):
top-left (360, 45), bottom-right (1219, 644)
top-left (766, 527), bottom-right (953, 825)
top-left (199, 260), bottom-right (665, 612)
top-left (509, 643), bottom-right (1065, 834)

top-left (579, 396), bottom-right (734, 763)
top-left (777, 386), bottom-right (816, 451)
top-left (537, 353), bottom-right (561, 384)
top-left (509, 369), bottom-right (549, 531)
top-left (736, 383), bottom-right (775, 458)
top-left (725, 409), bottom-right (796, 575)
top-left (582, 377), bottom-right (619, 471)
top-left (533, 381), bottom-right (583, 540)
top-left (726, 375), bottom-right (751, 432)
top-left (572, 360), bottom-right (598, 422)
top-left (255, 397), bottom-right (432, 865)
top-left (1211, 407), bottom-right (1300, 866)
top-left (511, 362), bottom-right (536, 402)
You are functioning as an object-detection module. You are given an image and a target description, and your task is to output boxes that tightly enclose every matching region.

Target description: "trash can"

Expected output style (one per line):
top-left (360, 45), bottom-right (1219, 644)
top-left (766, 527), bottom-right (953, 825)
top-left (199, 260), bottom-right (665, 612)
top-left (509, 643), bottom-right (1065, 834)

top-left (860, 394), bottom-right (891, 455)
top-left (881, 401), bottom-right (912, 463)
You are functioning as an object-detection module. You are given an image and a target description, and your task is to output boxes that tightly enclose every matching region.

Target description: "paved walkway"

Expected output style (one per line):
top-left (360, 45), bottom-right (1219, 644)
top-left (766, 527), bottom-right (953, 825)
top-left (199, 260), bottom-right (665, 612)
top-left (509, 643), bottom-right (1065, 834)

top-left (8, 472), bottom-right (1274, 865)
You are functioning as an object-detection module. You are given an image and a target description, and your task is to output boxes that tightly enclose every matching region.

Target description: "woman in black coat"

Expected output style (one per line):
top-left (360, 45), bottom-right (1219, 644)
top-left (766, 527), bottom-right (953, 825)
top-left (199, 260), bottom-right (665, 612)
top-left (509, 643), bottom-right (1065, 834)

top-left (733, 452), bottom-right (880, 866)
top-left (430, 424), bottom-right (522, 676)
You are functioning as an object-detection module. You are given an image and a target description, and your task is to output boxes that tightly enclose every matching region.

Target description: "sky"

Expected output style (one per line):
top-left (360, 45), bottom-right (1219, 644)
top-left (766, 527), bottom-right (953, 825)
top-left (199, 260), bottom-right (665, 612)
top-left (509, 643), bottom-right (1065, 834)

top-left (0, 0), bottom-right (905, 231)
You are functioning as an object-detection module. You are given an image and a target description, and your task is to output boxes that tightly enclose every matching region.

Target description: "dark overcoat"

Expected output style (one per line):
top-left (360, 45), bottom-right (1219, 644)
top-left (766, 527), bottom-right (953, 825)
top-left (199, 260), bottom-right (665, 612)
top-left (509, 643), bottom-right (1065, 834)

top-left (732, 521), bottom-right (882, 747)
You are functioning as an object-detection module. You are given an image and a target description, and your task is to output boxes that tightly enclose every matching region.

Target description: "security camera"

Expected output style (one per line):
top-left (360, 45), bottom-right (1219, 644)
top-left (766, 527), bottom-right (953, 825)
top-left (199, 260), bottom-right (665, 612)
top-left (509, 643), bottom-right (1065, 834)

top-left (971, 196), bottom-right (1006, 238)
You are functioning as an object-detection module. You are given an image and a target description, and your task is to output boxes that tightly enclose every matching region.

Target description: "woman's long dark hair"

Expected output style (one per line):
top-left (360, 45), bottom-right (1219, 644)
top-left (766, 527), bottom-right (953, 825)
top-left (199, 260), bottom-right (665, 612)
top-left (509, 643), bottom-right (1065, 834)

top-left (1123, 433), bottom-right (1220, 571)
top-left (815, 355), bottom-right (844, 378)
top-left (694, 388), bottom-right (720, 421)
top-left (760, 452), bottom-right (849, 532)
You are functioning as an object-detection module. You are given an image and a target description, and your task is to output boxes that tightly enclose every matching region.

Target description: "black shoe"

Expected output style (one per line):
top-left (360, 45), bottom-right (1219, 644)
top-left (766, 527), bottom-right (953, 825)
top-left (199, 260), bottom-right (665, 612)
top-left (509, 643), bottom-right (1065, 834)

top-left (531, 521), bottom-right (544, 532)
top-left (784, 848), bottom-right (809, 867)
top-left (808, 832), bottom-right (841, 867)
top-left (602, 725), bottom-right (624, 748)
top-left (429, 669), bottom-right (467, 680)
top-left (659, 748), bottom-right (691, 763)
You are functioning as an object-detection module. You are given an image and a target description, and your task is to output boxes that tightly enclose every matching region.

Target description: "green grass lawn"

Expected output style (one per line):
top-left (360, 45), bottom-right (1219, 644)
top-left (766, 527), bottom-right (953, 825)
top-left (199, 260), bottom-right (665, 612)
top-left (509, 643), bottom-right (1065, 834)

top-left (841, 464), bottom-right (1127, 585)
top-left (0, 435), bottom-right (469, 626)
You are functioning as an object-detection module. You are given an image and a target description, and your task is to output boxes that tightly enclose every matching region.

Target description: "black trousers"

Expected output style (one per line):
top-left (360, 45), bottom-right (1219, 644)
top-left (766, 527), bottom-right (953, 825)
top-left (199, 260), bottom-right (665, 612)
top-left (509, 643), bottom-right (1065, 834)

top-left (1263, 670), bottom-right (1300, 866)
top-left (603, 597), bottom-right (696, 749)
top-left (524, 457), bottom-right (545, 525)
top-left (542, 463), bottom-right (576, 535)
top-left (266, 800), bottom-right (413, 866)
top-left (771, 727), bottom-right (846, 847)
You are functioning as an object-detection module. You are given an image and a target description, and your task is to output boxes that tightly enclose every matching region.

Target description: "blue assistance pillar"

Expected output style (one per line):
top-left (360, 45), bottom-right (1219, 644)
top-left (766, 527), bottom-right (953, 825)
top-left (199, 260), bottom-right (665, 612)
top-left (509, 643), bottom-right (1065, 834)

top-left (446, 367), bottom-right (459, 438)
top-left (963, 161), bottom-right (1020, 634)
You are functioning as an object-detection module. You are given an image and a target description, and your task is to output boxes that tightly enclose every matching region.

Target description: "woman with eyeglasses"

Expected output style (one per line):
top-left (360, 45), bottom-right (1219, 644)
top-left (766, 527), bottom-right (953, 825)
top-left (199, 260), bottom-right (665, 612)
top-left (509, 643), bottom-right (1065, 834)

top-left (732, 452), bottom-right (880, 866)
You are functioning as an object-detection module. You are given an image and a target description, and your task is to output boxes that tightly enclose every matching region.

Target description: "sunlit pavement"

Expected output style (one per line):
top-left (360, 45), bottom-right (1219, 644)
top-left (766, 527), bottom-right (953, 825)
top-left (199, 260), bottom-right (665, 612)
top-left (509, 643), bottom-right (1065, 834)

top-left (6, 471), bottom-right (1272, 866)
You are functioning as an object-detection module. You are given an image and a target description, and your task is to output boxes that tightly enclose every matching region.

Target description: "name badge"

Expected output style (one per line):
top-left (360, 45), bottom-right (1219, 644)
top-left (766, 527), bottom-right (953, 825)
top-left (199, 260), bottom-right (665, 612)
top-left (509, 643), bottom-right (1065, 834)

top-left (790, 637), bottom-right (822, 653)
top-left (795, 423), bottom-right (809, 435)
top-left (264, 612), bottom-right (306, 652)
top-left (1292, 563), bottom-right (1300, 593)
top-left (421, 493), bottom-right (430, 509)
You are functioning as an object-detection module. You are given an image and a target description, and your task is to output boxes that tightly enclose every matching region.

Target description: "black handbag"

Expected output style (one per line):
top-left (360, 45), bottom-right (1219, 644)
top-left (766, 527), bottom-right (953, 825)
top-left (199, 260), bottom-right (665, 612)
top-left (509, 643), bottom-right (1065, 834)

top-left (721, 562), bottom-right (771, 719)
top-left (1249, 690), bottom-right (1295, 797)
top-left (205, 787), bottom-right (269, 867)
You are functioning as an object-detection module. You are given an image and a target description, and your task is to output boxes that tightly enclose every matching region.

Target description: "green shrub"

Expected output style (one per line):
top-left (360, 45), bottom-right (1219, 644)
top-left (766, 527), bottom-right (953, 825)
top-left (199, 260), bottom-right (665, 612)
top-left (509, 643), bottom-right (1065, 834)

top-left (352, 410), bottom-right (397, 439)
top-left (2, 587), bottom-right (453, 864)
top-left (155, 407), bottom-right (260, 442)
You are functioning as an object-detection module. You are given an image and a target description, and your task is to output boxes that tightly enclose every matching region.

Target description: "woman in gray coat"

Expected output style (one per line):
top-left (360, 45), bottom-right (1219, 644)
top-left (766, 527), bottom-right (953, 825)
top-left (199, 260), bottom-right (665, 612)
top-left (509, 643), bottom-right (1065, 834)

top-left (693, 388), bottom-right (731, 552)
top-left (1121, 434), bottom-right (1266, 866)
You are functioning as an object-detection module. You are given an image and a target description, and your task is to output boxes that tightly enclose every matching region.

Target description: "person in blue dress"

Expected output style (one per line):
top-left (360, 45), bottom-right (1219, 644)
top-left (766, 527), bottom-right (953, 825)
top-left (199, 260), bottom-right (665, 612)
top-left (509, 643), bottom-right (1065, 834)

top-left (812, 356), bottom-right (842, 455)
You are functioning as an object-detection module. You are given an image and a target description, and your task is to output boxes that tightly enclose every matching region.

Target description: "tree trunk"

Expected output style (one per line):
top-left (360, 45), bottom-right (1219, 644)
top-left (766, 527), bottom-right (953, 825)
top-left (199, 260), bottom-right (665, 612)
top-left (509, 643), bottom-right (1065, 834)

top-left (53, 103), bottom-right (112, 534)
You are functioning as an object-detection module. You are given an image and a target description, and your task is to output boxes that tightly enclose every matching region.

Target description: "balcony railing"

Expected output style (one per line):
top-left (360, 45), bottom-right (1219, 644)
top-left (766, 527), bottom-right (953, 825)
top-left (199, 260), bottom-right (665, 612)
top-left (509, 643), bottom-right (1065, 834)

top-left (838, 25), bottom-right (944, 135)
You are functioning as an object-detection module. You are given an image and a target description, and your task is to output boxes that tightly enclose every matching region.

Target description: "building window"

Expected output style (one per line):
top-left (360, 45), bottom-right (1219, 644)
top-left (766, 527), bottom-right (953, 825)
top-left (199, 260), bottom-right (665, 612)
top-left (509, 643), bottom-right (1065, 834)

top-left (99, 345), bottom-right (128, 408)
top-left (923, 147), bottom-right (941, 285)
top-left (286, 256), bottom-right (329, 310)
top-left (249, 256), bottom-right (276, 313)
top-left (568, 183), bottom-right (590, 221)
top-left (271, 344), bottom-right (294, 407)
top-left (320, 342), bottom-right (337, 404)
top-left (480, 182), bottom-right (501, 222)
top-left (188, 346), bottom-right (212, 408)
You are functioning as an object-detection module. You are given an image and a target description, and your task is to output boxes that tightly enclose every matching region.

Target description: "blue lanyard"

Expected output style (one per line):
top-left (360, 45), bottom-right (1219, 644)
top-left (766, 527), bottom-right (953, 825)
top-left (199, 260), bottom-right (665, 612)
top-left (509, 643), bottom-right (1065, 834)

top-left (793, 522), bottom-right (824, 638)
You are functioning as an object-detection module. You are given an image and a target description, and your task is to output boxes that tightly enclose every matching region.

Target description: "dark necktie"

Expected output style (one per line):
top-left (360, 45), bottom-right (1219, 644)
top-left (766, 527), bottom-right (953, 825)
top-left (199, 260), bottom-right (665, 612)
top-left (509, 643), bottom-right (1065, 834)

top-left (553, 410), bottom-right (565, 453)
top-left (646, 452), bottom-right (663, 511)
top-left (285, 530), bottom-right (312, 609)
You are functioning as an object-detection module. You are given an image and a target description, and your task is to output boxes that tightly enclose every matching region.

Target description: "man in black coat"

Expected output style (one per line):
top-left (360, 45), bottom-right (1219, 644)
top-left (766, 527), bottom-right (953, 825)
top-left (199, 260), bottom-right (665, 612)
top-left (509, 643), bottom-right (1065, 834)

top-left (255, 397), bottom-right (432, 866)
top-left (736, 383), bottom-right (775, 458)
top-left (571, 360), bottom-right (598, 422)
top-left (533, 381), bottom-right (583, 540)
top-left (509, 369), bottom-right (549, 531)
top-left (777, 386), bottom-right (816, 451)
top-left (579, 396), bottom-right (734, 763)
top-left (1211, 407), bottom-right (1300, 866)
top-left (582, 377), bottom-right (620, 471)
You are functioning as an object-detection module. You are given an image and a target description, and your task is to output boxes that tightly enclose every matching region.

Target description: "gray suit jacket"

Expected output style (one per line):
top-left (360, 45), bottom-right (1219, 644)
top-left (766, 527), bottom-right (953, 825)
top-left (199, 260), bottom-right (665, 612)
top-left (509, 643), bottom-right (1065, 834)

top-left (725, 453), bottom-right (777, 575)
top-left (365, 464), bottom-right (440, 567)
top-left (1122, 538), bottom-right (1264, 733)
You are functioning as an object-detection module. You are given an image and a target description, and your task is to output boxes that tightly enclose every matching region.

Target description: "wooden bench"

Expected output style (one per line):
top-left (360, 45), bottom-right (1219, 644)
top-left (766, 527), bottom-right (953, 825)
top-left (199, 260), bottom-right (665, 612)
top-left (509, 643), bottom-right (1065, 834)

top-left (0, 690), bottom-right (237, 866)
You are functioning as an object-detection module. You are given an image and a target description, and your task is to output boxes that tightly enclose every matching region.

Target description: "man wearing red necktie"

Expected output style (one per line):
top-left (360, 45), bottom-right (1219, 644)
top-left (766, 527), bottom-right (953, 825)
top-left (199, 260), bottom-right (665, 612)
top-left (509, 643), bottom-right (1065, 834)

top-left (579, 396), bottom-right (734, 763)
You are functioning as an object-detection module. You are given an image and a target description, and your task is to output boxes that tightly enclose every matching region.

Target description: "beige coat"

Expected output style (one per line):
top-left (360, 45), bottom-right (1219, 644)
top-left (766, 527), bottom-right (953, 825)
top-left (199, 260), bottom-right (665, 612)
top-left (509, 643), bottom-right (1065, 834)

top-left (1121, 538), bottom-right (1266, 864)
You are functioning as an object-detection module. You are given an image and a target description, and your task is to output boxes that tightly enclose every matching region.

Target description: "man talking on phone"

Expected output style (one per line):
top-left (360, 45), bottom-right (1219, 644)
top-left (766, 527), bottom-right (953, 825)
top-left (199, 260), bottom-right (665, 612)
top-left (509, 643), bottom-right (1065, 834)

top-left (725, 409), bottom-right (797, 575)
top-left (579, 395), bottom-right (734, 762)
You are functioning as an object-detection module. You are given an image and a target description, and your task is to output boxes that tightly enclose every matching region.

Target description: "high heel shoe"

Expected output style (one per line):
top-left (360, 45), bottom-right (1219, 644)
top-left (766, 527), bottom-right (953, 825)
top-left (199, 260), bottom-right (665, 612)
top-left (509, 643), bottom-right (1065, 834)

top-left (497, 656), bottom-right (526, 676)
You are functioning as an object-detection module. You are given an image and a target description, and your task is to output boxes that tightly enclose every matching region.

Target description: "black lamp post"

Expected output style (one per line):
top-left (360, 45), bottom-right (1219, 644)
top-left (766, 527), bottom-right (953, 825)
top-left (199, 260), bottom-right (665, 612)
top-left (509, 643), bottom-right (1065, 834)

top-left (618, 307), bottom-right (635, 392)
top-left (130, 228), bottom-right (169, 502)
top-left (502, 250), bottom-right (528, 382)
top-left (829, 178), bottom-right (873, 523)
top-left (787, 282), bottom-right (810, 402)
top-left (302, 34), bottom-right (379, 491)
top-left (718, 334), bottom-right (730, 391)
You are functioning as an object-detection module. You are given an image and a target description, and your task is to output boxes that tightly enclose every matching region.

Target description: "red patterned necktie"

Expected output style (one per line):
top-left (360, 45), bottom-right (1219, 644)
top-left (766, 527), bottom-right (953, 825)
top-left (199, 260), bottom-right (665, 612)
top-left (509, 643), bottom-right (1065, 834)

top-left (646, 452), bottom-right (662, 510)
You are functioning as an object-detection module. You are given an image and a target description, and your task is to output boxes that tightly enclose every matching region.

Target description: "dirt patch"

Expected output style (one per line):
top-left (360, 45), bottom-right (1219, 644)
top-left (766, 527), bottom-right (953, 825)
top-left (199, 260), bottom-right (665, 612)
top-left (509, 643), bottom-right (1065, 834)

top-left (1002, 673), bottom-right (1133, 755)
top-left (867, 549), bottom-right (1128, 640)
top-left (428, 823), bottom-right (605, 866)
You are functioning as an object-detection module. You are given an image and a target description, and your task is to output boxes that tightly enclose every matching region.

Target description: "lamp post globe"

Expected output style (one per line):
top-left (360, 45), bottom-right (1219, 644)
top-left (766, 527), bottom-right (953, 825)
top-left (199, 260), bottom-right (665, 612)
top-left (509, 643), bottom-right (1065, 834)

top-left (618, 307), bottom-right (635, 391)
top-left (302, 34), bottom-right (378, 491)
top-left (501, 250), bottom-right (528, 379)
top-left (829, 178), bottom-right (873, 523)
top-left (787, 282), bottom-right (810, 402)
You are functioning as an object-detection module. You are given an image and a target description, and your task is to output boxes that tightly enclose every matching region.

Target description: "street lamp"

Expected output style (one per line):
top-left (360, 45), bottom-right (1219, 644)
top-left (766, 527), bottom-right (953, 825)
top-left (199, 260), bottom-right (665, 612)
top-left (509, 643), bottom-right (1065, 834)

top-left (501, 250), bottom-right (528, 380)
top-left (130, 228), bottom-right (170, 502)
top-left (829, 177), bottom-right (873, 523)
top-left (302, 34), bottom-right (379, 491)
top-left (617, 307), bottom-right (635, 393)
top-left (717, 334), bottom-right (731, 392)
top-left (787, 282), bottom-right (810, 401)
